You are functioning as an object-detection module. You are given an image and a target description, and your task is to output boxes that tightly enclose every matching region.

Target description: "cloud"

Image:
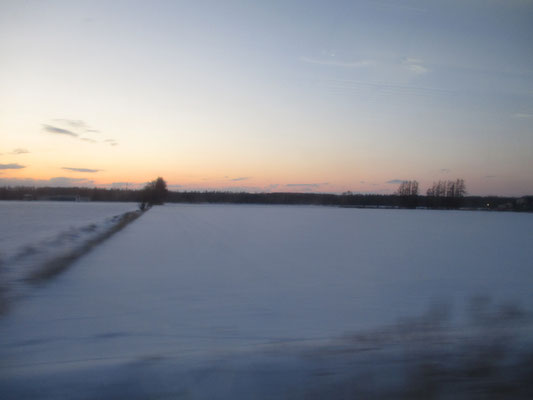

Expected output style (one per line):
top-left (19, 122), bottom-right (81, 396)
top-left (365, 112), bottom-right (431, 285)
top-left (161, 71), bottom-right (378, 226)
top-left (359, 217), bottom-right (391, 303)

top-left (484, 175), bottom-right (497, 179)
top-left (284, 183), bottom-right (330, 192)
top-left (0, 163), bottom-right (26, 170)
top-left (264, 184), bottom-right (279, 191)
top-left (46, 119), bottom-right (107, 142)
top-left (360, 181), bottom-right (379, 186)
top-left (62, 167), bottom-right (101, 173)
top-left (43, 124), bottom-right (78, 137)
top-left (301, 56), bottom-right (375, 68)
top-left (53, 119), bottom-right (100, 133)
top-left (402, 58), bottom-right (428, 74)
top-left (286, 183), bottom-right (322, 188)
top-left (405, 64), bottom-right (428, 74)
top-left (386, 179), bottom-right (405, 184)
top-left (107, 182), bottom-right (146, 189)
top-left (54, 119), bottom-right (87, 129)
top-left (9, 148), bottom-right (30, 155)
top-left (0, 177), bottom-right (94, 187)
top-left (104, 139), bottom-right (118, 146)
top-left (285, 183), bottom-right (329, 191)
top-left (230, 177), bottom-right (251, 181)
top-left (49, 177), bottom-right (94, 186)
top-left (440, 168), bottom-right (450, 173)
top-left (512, 113), bottom-right (532, 119)
top-left (44, 121), bottom-right (119, 146)
top-left (321, 78), bottom-right (453, 99)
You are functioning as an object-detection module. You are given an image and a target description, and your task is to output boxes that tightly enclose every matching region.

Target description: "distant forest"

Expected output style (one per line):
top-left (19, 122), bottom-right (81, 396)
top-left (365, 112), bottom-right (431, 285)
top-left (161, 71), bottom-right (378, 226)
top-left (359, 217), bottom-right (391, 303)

top-left (1, 185), bottom-right (531, 212)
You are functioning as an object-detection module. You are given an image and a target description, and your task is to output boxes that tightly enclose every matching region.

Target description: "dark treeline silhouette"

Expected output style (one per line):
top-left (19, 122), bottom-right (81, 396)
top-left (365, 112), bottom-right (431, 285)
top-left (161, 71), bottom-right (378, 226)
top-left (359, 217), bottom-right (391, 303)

top-left (1, 186), bottom-right (531, 211)
top-left (395, 180), bottom-right (419, 209)
top-left (139, 177), bottom-right (168, 210)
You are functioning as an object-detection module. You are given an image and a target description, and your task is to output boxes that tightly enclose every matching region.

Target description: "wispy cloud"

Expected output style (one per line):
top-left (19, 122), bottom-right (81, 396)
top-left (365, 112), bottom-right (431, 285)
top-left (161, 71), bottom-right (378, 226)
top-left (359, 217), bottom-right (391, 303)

top-left (360, 181), bottom-right (379, 186)
top-left (286, 183), bottom-right (322, 188)
top-left (49, 177), bottom-right (94, 186)
top-left (0, 163), bottom-right (26, 170)
top-left (371, 0), bottom-right (427, 14)
top-left (54, 119), bottom-right (87, 129)
top-left (44, 120), bottom-right (118, 146)
top-left (402, 58), bottom-right (428, 74)
top-left (104, 139), bottom-right (118, 146)
top-left (284, 183), bottom-right (329, 192)
top-left (301, 56), bottom-right (375, 68)
top-left (53, 119), bottom-right (100, 133)
top-left (0, 177), bottom-right (94, 187)
top-left (62, 167), bottom-right (101, 173)
top-left (9, 148), bottom-right (30, 155)
top-left (386, 179), bottom-right (405, 184)
top-left (43, 124), bottom-right (78, 137)
top-left (512, 113), bottom-right (532, 119)
top-left (440, 168), bottom-right (450, 174)
top-left (321, 78), bottom-right (454, 99)
top-left (230, 177), bottom-right (251, 181)
top-left (264, 184), bottom-right (279, 191)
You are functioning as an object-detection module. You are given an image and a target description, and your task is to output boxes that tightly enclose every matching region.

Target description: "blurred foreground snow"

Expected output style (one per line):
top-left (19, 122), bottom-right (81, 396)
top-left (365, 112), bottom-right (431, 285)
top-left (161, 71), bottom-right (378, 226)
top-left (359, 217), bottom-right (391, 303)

top-left (1, 204), bottom-right (533, 398)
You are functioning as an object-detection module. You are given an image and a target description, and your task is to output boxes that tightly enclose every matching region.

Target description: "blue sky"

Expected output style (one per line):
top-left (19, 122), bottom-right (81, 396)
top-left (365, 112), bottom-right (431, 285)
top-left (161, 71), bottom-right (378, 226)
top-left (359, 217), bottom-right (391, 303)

top-left (1, 0), bottom-right (532, 195)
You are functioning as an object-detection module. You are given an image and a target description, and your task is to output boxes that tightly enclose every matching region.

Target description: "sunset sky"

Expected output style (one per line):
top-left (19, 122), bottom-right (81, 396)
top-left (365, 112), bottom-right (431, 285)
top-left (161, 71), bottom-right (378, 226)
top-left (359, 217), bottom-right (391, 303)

top-left (1, 0), bottom-right (532, 196)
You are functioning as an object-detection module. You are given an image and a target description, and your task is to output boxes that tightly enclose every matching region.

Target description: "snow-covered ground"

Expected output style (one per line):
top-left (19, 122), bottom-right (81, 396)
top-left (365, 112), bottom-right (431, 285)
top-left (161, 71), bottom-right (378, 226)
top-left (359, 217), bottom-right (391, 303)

top-left (0, 201), bottom-right (138, 297)
top-left (0, 201), bottom-right (137, 261)
top-left (1, 204), bottom-right (533, 398)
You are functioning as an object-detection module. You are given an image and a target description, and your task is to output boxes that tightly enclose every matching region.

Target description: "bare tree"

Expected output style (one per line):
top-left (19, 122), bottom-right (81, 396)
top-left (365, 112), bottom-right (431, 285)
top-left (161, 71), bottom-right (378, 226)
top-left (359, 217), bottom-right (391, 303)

top-left (396, 180), bottom-right (419, 208)
top-left (426, 179), bottom-right (467, 209)
top-left (139, 177), bottom-right (168, 209)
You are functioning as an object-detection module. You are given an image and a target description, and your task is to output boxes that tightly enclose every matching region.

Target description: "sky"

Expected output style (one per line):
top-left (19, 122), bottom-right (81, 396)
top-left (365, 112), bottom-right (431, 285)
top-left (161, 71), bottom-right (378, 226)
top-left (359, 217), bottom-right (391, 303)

top-left (1, 0), bottom-right (532, 196)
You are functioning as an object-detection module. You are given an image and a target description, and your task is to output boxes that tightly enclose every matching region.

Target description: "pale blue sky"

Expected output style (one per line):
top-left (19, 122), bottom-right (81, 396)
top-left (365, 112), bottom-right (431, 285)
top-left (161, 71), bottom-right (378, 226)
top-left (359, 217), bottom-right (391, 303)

top-left (1, 0), bottom-right (532, 195)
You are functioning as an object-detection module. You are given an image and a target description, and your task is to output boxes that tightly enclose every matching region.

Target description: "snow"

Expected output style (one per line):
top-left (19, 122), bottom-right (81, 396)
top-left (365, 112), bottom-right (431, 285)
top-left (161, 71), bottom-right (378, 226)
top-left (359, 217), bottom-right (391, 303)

top-left (0, 201), bottom-right (137, 293)
top-left (1, 204), bottom-right (533, 398)
top-left (0, 201), bottom-right (137, 261)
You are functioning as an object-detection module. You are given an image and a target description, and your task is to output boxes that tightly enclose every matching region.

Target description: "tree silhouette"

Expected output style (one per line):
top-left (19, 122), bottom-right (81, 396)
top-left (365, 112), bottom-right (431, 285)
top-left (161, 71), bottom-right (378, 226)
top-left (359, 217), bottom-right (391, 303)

top-left (396, 180), bottom-right (419, 208)
top-left (139, 177), bottom-right (168, 209)
top-left (426, 179), bottom-right (466, 209)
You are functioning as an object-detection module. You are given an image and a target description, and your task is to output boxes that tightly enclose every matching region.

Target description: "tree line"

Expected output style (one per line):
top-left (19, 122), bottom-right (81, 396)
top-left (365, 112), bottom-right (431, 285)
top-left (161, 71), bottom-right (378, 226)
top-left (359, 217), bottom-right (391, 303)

top-left (395, 179), bottom-right (468, 209)
top-left (1, 182), bottom-right (531, 212)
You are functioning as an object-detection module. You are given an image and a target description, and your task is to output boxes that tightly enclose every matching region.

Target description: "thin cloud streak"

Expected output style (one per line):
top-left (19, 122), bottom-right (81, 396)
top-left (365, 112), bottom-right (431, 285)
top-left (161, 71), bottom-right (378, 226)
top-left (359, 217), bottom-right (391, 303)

top-left (62, 167), bottom-right (101, 173)
top-left (402, 58), bottom-right (428, 74)
top-left (286, 183), bottom-right (328, 188)
top-left (301, 56), bottom-right (375, 68)
top-left (321, 78), bottom-right (455, 98)
top-left (9, 148), bottom-right (30, 155)
top-left (0, 177), bottom-right (94, 187)
top-left (43, 124), bottom-right (78, 137)
top-left (0, 163), bottom-right (26, 170)
top-left (53, 119), bottom-right (87, 129)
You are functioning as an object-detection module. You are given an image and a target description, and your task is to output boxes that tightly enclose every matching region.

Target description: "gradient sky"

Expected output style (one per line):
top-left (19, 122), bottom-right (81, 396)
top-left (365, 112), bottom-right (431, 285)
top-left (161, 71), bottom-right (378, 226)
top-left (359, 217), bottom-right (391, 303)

top-left (1, 0), bottom-right (532, 195)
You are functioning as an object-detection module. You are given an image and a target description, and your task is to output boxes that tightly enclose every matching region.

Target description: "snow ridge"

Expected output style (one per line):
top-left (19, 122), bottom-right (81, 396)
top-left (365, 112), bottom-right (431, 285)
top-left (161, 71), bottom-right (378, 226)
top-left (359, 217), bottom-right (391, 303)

top-left (0, 210), bottom-right (143, 313)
